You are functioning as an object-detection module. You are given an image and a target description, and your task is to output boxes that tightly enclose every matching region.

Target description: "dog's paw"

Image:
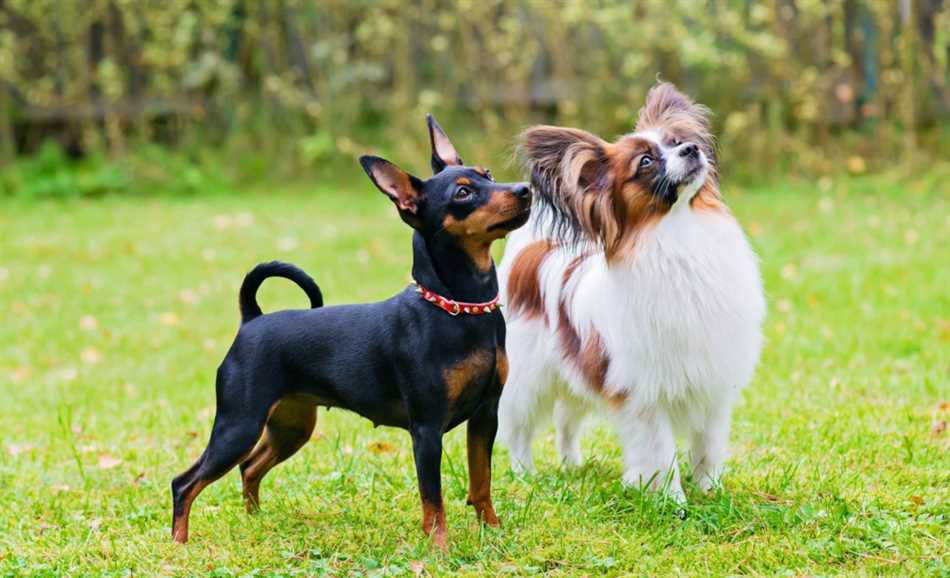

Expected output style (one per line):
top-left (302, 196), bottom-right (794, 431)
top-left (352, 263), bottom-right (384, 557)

top-left (692, 467), bottom-right (724, 493)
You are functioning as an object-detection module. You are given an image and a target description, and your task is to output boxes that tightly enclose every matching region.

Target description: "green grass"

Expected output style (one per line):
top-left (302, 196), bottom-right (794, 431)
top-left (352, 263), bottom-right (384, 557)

top-left (1, 169), bottom-right (947, 576)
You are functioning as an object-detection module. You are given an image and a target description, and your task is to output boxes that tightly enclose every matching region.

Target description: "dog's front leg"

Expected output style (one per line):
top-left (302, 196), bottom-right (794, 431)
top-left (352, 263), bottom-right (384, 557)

top-left (466, 397), bottom-right (500, 526)
top-left (410, 423), bottom-right (447, 550)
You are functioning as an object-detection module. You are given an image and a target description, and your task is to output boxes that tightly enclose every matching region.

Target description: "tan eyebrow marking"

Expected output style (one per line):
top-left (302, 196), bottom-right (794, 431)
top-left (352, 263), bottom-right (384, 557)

top-left (456, 177), bottom-right (471, 186)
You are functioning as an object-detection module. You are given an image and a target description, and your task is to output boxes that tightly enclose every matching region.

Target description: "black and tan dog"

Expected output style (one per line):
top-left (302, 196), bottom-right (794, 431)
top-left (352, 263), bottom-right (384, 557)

top-left (171, 115), bottom-right (531, 549)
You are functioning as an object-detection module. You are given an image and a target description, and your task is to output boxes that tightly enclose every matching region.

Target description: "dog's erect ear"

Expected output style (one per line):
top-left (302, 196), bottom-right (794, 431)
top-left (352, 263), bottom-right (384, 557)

top-left (359, 155), bottom-right (426, 223)
top-left (426, 113), bottom-right (462, 173)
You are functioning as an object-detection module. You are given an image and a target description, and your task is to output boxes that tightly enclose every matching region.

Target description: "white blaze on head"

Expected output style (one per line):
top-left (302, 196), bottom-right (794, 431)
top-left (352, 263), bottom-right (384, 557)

top-left (638, 130), bottom-right (709, 202)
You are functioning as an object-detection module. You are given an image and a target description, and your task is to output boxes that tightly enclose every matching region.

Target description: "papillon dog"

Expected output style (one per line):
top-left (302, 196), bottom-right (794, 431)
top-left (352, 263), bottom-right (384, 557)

top-left (497, 82), bottom-right (765, 501)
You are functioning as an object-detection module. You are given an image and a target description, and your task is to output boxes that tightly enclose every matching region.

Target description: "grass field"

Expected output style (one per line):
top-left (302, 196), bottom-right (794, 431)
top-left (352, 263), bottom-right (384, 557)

top-left (1, 168), bottom-right (948, 576)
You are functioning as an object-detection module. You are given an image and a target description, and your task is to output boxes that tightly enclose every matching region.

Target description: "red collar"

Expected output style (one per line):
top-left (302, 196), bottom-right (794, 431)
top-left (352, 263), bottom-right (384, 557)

top-left (415, 284), bottom-right (500, 316)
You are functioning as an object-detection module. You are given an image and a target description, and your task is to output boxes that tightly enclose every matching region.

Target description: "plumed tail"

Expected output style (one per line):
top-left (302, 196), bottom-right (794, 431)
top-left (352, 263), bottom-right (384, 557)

top-left (239, 261), bottom-right (323, 324)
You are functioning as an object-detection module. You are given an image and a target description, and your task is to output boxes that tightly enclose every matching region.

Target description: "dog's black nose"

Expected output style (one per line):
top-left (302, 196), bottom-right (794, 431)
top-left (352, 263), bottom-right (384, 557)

top-left (679, 143), bottom-right (699, 158)
top-left (512, 184), bottom-right (532, 200)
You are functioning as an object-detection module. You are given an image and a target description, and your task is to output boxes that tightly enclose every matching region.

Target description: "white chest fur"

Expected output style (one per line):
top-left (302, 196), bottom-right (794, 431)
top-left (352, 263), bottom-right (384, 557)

top-left (571, 204), bottom-right (766, 408)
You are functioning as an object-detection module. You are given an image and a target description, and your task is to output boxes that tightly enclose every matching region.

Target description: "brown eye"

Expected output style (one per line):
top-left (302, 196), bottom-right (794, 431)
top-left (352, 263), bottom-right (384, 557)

top-left (453, 186), bottom-right (473, 201)
top-left (484, 169), bottom-right (494, 181)
top-left (670, 137), bottom-right (681, 147)
top-left (639, 155), bottom-right (654, 168)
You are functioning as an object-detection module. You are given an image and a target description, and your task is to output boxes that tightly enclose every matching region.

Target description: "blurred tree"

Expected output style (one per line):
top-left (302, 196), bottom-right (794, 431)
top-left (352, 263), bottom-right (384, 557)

top-left (0, 0), bottom-right (946, 174)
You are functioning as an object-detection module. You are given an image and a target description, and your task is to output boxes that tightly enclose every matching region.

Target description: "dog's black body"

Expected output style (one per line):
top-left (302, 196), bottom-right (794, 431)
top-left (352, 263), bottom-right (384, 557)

top-left (171, 116), bottom-right (530, 548)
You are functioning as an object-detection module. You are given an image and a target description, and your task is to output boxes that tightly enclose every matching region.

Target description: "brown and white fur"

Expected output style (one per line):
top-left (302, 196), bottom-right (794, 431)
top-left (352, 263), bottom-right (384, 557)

top-left (497, 83), bottom-right (765, 501)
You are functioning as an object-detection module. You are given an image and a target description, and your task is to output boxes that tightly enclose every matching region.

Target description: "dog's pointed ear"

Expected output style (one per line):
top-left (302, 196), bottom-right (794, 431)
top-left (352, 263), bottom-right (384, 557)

top-left (426, 113), bottom-right (462, 173)
top-left (359, 155), bottom-right (425, 224)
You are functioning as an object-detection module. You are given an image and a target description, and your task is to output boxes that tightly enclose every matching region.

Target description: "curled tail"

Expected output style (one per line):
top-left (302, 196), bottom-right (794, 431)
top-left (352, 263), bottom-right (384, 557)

top-left (239, 261), bottom-right (323, 324)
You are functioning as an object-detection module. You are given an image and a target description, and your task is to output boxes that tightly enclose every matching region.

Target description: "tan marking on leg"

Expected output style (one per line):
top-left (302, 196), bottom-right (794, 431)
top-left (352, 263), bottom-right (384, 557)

top-left (443, 350), bottom-right (494, 403)
top-left (240, 395), bottom-right (317, 512)
top-left (421, 499), bottom-right (448, 550)
top-left (495, 347), bottom-right (509, 387)
top-left (172, 478), bottom-right (209, 543)
top-left (466, 429), bottom-right (499, 527)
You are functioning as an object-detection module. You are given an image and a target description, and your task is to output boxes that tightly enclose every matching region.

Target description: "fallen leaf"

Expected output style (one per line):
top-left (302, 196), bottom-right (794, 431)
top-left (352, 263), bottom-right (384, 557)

top-left (780, 263), bottom-right (799, 281)
top-left (98, 454), bottom-right (122, 469)
top-left (277, 237), bottom-right (299, 252)
top-left (178, 289), bottom-right (198, 305)
top-left (212, 214), bottom-right (233, 229)
top-left (79, 315), bottom-right (98, 331)
top-left (938, 401), bottom-right (949, 411)
top-left (931, 420), bottom-right (946, 437)
top-left (235, 212), bottom-right (255, 228)
top-left (7, 443), bottom-right (35, 456)
top-left (368, 441), bottom-right (396, 454)
top-left (9, 367), bottom-right (31, 382)
top-left (159, 312), bottom-right (179, 326)
top-left (910, 495), bottom-right (924, 505)
top-left (58, 368), bottom-right (78, 382)
top-left (81, 347), bottom-right (102, 365)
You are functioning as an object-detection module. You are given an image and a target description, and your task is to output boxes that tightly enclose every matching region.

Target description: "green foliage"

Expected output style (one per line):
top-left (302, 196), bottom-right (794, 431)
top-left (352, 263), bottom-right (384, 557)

top-left (0, 143), bottom-right (130, 198)
top-left (1, 1), bottom-right (947, 177)
top-left (0, 142), bottom-right (236, 198)
top-left (0, 170), bottom-right (947, 575)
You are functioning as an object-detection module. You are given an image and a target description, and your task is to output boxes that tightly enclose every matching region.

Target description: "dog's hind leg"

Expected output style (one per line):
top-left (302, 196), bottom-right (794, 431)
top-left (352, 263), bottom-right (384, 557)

top-left (240, 395), bottom-right (317, 512)
top-left (553, 397), bottom-right (588, 468)
top-left (690, 398), bottom-right (733, 492)
top-left (171, 370), bottom-right (275, 543)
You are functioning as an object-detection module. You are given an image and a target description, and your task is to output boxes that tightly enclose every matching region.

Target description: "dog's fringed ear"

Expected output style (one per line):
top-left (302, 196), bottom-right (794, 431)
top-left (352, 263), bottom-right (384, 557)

top-left (518, 126), bottom-right (612, 242)
top-left (519, 126), bottom-right (610, 194)
top-left (359, 155), bottom-right (426, 225)
top-left (426, 113), bottom-right (462, 173)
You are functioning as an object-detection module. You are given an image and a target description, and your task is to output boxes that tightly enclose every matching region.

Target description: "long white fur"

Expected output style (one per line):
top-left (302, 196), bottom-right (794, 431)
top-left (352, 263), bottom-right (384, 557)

top-left (497, 133), bottom-right (766, 502)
